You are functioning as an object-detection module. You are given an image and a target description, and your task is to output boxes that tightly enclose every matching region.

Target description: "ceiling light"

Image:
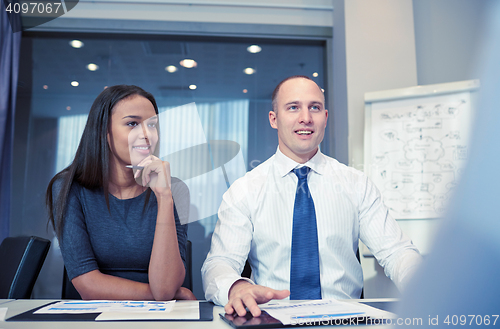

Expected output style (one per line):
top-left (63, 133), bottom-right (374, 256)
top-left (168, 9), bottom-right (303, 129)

top-left (180, 59), bottom-right (197, 68)
top-left (313, 72), bottom-right (319, 77)
top-left (243, 67), bottom-right (256, 75)
top-left (43, 85), bottom-right (48, 89)
top-left (165, 65), bottom-right (178, 73)
top-left (189, 84), bottom-right (197, 90)
top-left (243, 89), bottom-right (248, 93)
top-left (87, 63), bottom-right (99, 71)
top-left (71, 81), bottom-right (79, 87)
top-left (66, 106), bottom-right (71, 111)
top-left (69, 40), bottom-right (84, 48)
top-left (247, 45), bottom-right (262, 54)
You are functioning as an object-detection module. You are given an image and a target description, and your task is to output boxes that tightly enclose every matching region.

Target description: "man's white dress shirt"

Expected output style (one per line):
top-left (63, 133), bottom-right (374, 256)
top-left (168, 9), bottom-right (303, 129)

top-left (202, 148), bottom-right (421, 306)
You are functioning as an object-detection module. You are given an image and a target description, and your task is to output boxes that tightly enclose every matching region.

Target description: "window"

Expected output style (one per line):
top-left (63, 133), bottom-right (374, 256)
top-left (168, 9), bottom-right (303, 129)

top-left (14, 33), bottom-right (326, 298)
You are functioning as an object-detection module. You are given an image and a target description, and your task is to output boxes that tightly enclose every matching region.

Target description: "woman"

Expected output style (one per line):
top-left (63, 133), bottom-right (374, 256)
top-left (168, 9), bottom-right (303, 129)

top-left (46, 85), bottom-right (194, 300)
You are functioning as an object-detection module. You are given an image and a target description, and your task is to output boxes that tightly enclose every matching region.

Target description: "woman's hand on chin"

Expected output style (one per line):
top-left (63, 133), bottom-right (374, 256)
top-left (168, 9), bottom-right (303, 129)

top-left (134, 155), bottom-right (172, 198)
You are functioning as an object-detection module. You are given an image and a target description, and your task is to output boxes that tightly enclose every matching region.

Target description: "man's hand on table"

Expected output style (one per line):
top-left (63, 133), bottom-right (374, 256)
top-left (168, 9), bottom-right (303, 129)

top-left (225, 280), bottom-right (290, 317)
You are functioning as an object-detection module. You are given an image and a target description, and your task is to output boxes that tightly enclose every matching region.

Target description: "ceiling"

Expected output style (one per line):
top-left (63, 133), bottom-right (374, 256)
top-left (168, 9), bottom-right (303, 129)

top-left (26, 34), bottom-right (326, 117)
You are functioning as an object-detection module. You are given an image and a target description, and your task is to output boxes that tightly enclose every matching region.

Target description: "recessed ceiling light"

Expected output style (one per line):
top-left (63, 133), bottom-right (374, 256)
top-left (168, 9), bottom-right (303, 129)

top-left (313, 72), bottom-right (319, 77)
top-left (243, 67), bottom-right (256, 75)
top-left (66, 106), bottom-right (71, 111)
top-left (87, 63), bottom-right (99, 71)
top-left (165, 65), bottom-right (178, 73)
top-left (247, 45), bottom-right (262, 54)
top-left (71, 81), bottom-right (79, 87)
top-left (180, 59), bottom-right (197, 68)
top-left (189, 84), bottom-right (197, 90)
top-left (69, 40), bottom-right (84, 48)
top-left (43, 85), bottom-right (48, 89)
top-left (243, 89), bottom-right (248, 93)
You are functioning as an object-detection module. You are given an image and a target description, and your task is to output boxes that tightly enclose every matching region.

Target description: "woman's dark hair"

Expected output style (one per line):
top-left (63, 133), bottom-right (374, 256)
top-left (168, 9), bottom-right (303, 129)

top-left (46, 85), bottom-right (159, 238)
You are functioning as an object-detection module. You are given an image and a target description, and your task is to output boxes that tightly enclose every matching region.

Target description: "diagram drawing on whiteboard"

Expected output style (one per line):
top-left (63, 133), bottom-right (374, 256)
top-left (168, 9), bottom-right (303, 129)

top-left (365, 81), bottom-right (478, 220)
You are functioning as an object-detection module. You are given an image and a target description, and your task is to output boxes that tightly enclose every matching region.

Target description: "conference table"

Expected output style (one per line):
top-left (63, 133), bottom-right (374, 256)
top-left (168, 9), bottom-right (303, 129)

top-left (0, 298), bottom-right (397, 328)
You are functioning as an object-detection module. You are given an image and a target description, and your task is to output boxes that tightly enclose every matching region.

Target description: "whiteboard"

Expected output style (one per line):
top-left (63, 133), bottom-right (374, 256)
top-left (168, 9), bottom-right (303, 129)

top-left (364, 80), bottom-right (480, 220)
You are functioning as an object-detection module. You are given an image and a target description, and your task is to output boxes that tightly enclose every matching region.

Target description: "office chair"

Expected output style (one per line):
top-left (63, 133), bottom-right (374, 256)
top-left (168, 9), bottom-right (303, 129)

top-left (356, 248), bottom-right (364, 299)
top-left (182, 240), bottom-right (193, 291)
top-left (241, 259), bottom-right (252, 279)
top-left (62, 239), bottom-right (193, 298)
top-left (0, 235), bottom-right (51, 299)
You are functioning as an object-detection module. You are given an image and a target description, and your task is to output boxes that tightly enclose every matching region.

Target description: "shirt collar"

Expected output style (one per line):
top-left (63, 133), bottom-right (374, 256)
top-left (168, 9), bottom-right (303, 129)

top-left (274, 146), bottom-right (326, 177)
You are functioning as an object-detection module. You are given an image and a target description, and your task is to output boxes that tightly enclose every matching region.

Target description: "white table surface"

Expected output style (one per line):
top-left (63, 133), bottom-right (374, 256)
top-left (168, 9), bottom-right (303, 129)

top-left (0, 298), bottom-right (397, 328)
top-left (0, 300), bottom-right (14, 306)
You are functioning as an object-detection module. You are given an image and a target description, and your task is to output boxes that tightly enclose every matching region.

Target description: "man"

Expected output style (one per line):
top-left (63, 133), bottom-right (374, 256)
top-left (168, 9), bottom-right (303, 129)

top-left (202, 75), bottom-right (422, 317)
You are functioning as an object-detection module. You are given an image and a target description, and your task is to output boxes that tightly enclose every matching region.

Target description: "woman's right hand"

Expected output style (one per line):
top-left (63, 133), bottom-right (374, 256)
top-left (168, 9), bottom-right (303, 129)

top-left (134, 155), bottom-right (172, 199)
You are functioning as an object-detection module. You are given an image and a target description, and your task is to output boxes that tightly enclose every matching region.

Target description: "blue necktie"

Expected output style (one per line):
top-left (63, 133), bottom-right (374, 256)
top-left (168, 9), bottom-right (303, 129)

top-left (290, 166), bottom-right (321, 300)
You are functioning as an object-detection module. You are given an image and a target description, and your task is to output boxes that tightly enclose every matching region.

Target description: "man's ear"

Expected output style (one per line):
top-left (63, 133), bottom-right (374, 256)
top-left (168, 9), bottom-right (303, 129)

top-left (269, 110), bottom-right (278, 129)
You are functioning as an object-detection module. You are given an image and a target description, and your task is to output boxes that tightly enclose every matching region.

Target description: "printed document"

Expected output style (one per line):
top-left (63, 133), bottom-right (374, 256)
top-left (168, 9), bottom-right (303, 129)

top-left (260, 299), bottom-right (395, 325)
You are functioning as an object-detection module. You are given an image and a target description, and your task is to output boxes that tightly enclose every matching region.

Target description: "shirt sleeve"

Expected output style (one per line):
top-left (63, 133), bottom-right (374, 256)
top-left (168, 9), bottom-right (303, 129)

top-left (201, 177), bottom-right (255, 306)
top-left (59, 184), bottom-right (100, 281)
top-left (358, 175), bottom-right (423, 291)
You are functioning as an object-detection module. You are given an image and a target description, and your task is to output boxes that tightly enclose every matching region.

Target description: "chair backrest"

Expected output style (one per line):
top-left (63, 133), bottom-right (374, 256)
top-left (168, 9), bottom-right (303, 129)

top-left (241, 259), bottom-right (252, 279)
top-left (356, 248), bottom-right (364, 299)
top-left (182, 240), bottom-right (193, 291)
top-left (0, 236), bottom-right (51, 299)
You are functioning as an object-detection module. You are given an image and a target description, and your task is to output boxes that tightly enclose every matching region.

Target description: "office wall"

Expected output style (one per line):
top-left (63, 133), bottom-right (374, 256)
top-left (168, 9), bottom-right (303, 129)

top-left (410, 0), bottom-right (492, 260)
top-left (332, 0), bottom-right (491, 298)
top-left (31, 0), bottom-right (333, 32)
top-left (65, 0), bottom-right (332, 26)
top-left (413, 0), bottom-right (494, 86)
top-left (333, 0), bottom-right (420, 298)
